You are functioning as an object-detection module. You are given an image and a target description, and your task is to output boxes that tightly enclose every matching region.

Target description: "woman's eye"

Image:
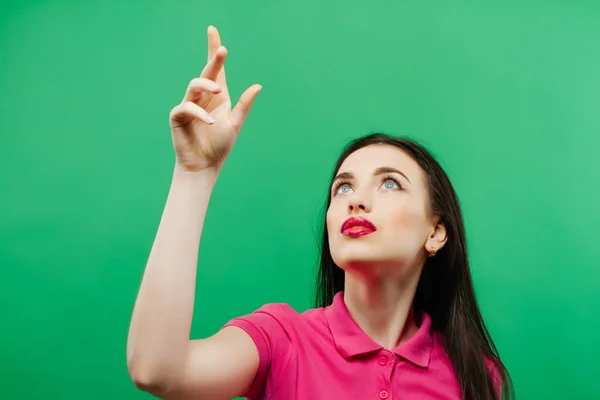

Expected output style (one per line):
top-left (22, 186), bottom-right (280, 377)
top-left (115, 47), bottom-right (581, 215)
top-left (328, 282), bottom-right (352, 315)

top-left (382, 179), bottom-right (400, 190)
top-left (337, 184), bottom-right (352, 194)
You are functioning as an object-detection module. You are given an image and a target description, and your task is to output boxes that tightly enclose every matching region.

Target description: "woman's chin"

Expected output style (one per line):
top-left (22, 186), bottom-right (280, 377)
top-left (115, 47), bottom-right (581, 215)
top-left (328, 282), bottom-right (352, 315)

top-left (334, 255), bottom-right (392, 271)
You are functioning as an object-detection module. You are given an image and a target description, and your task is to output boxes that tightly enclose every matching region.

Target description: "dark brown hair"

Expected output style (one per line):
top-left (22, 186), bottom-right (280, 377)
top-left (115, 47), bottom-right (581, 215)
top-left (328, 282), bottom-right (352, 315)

top-left (316, 133), bottom-right (514, 400)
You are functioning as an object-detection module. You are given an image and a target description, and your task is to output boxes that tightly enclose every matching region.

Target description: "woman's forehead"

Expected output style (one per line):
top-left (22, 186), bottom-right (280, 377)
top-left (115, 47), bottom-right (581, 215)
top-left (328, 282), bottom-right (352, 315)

top-left (337, 144), bottom-right (422, 178)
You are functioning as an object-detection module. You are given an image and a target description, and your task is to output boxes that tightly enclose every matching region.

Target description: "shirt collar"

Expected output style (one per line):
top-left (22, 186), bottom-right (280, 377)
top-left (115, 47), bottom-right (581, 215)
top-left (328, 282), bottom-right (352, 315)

top-left (325, 291), bottom-right (433, 368)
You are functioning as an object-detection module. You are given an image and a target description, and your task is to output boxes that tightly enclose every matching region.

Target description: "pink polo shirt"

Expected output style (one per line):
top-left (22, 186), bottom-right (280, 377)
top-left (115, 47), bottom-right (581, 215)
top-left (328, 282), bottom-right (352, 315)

top-left (224, 291), bottom-right (466, 399)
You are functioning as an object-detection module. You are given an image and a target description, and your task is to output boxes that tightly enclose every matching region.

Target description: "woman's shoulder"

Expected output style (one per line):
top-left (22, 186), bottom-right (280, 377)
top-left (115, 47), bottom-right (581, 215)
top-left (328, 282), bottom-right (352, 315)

top-left (225, 301), bottom-right (329, 337)
top-left (248, 301), bottom-right (327, 324)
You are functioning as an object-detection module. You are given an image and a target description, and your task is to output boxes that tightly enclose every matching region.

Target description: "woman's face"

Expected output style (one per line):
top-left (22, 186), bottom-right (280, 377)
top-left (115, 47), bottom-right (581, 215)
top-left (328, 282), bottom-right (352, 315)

top-left (326, 144), bottom-right (446, 275)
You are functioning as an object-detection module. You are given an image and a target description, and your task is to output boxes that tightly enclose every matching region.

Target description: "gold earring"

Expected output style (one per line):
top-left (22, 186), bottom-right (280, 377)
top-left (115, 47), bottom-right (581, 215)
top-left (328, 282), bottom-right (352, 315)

top-left (428, 248), bottom-right (436, 257)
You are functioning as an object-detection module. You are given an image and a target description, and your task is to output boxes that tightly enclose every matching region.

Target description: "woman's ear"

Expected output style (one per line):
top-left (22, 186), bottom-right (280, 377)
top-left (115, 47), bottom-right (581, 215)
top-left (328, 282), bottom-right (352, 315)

top-left (425, 218), bottom-right (447, 256)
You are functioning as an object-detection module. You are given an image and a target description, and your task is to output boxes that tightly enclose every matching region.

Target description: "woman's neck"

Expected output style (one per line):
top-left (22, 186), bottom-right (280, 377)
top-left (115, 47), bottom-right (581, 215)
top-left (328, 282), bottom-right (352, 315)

top-left (343, 269), bottom-right (422, 350)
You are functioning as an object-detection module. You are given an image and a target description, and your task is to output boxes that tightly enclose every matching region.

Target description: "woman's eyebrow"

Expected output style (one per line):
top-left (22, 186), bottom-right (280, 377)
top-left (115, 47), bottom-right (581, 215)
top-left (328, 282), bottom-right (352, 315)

top-left (332, 167), bottom-right (411, 184)
top-left (332, 171), bottom-right (352, 182)
top-left (374, 167), bottom-right (411, 184)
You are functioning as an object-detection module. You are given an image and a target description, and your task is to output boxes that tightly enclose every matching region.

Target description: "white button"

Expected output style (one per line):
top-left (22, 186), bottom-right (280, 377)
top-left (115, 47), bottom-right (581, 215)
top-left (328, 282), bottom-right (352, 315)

top-left (379, 390), bottom-right (389, 399)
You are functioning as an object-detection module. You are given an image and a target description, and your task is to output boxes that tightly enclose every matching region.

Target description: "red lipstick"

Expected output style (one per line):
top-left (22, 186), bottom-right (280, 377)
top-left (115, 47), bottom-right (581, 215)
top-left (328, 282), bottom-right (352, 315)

top-left (341, 217), bottom-right (377, 237)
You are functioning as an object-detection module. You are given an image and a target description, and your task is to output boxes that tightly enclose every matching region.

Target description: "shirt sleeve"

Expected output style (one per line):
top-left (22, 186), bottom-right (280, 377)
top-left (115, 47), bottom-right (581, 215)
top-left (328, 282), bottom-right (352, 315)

top-left (223, 303), bottom-right (295, 399)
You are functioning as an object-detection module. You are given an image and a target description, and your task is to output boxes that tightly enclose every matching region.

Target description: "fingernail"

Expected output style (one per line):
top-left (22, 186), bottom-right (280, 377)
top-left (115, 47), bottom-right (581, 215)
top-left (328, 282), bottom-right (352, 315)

top-left (207, 116), bottom-right (215, 124)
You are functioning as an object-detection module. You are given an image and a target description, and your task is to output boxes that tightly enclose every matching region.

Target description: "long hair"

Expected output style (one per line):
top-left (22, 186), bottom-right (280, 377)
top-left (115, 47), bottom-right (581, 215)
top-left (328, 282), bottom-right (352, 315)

top-left (315, 133), bottom-right (514, 400)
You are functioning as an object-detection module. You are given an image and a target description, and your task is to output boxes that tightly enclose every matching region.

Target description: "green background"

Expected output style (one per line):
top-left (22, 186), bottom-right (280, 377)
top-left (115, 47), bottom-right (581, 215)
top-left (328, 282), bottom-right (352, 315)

top-left (1, 0), bottom-right (599, 399)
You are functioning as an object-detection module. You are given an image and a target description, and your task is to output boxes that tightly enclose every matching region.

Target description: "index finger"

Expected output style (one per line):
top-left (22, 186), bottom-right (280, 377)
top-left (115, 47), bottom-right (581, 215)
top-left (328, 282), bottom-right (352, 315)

top-left (207, 25), bottom-right (222, 61)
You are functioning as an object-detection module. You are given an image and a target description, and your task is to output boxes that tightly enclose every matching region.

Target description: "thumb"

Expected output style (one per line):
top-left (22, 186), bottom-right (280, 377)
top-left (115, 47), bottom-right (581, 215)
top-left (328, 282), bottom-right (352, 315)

top-left (231, 84), bottom-right (262, 131)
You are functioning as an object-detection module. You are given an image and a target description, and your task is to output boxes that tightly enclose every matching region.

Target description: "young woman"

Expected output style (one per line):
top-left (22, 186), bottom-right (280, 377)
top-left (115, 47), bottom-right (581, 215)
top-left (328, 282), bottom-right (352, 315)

top-left (126, 26), bottom-right (513, 400)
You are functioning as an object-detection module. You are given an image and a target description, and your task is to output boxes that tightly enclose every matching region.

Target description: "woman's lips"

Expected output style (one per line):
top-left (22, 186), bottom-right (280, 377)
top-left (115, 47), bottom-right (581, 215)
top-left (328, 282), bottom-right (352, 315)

top-left (341, 217), bottom-right (376, 237)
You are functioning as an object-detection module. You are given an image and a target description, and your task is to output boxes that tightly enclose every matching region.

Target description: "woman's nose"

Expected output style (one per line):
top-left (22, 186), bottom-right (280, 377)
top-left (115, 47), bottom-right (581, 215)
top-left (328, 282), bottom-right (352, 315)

top-left (348, 195), bottom-right (371, 213)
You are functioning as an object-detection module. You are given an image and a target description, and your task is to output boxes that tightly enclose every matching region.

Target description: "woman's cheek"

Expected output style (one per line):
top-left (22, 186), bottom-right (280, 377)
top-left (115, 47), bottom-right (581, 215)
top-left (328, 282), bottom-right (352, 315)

top-left (391, 207), bottom-right (426, 247)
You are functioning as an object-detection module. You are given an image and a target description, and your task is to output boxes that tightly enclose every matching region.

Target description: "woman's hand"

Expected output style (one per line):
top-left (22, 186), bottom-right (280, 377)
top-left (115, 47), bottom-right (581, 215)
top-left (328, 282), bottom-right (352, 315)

top-left (169, 26), bottom-right (262, 172)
